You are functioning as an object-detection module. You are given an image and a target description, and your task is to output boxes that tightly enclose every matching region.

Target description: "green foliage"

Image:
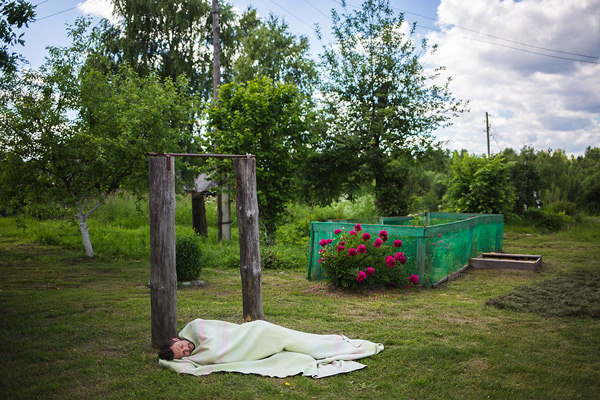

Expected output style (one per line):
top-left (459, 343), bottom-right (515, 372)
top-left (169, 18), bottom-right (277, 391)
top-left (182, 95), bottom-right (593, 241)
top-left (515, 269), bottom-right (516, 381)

top-left (523, 208), bottom-right (567, 232)
top-left (175, 228), bottom-right (203, 281)
top-left (205, 76), bottom-right (314, 240)
top-left (0, 0), bottom-right (35, 73)
top-left (545, 200), bottom-right (578, 217)
top-left (260, 249), bottom-right (282, 270)
top-left (111, 0), bottom-right (238, 99)
top-left (316, 0), bottom-right (466, 214)
top-left (502, 146), bottom-right (541, 215)
top-left (233, 12), bottom-right (317, 93)
top-left (444, 153), bottom-right (515, 214)
top-left (0, 19), bottom-right (202, 256)
top-left (320, 224), bottom-right (413, 289)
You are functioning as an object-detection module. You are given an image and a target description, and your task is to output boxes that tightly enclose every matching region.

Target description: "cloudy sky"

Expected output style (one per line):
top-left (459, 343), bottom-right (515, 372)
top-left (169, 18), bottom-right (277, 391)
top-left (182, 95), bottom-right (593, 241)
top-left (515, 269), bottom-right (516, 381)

top-left (13, 0), bottom-right (600, 156)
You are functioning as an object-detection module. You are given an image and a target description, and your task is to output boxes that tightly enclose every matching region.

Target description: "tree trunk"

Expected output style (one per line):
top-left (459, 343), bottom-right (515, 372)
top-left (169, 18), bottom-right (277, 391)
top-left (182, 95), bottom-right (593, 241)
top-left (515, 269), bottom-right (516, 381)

top-left (191, 192), bottom-right (208, 237)
top-left (149, 156), bottom-right (178, 348)
top-left (234, 157), bottom-right (264, 321)
top-left (76, 210), bottom-right (94, 258)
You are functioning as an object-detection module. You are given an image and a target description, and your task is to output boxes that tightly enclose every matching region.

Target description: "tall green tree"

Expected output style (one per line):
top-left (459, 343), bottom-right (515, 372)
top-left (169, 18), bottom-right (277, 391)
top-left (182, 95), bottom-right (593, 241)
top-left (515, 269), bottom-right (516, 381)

top-left (502, 146), bottom-right (541, 214)
top-left (0, 19), bottom-right (201, 256)
top-left (316, 0), bottom-right (466, 215)
top-left (444, 153), bottom-right (515, 214)
top-left (0, 0), bottom-right (35, 73)
top-left (205, 76), bottom-right (313, 240)
top-left (111, 0), bottom-right (237, 98)
top-left (232, 11), bottom-right (317, 93)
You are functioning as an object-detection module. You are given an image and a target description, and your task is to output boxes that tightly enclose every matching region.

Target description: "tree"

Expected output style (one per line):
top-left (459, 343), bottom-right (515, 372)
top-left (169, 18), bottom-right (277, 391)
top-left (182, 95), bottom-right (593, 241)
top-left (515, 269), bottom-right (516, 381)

top-left (111, 0), bottom-right (238, 98)
top-left (502, 146), bottom-right (541, 214)
top-left (0, 19), bottom-right (201, 256)
top-left (0, 0), bottom-right (35, 73)
top-left (444, 153), bottom-right (515, 214)
top-left (316, 0), bottom-right (466, 215)
top-left (205, 76), bottom-right (313, 240)
top-left (232, 11), bottom-right (317, 93)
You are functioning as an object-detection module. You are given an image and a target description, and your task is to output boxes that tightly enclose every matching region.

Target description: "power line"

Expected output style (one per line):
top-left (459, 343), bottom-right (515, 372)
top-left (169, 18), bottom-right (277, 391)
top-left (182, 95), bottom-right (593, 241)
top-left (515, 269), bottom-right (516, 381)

top-left (35, 0), bottom-right (103, 22)
top-left (416, 23), bottom-right (600, 65)
top-left (328, 0), bottom-right (599, 64)
top-left (389, 5), bottom-right (599, 60)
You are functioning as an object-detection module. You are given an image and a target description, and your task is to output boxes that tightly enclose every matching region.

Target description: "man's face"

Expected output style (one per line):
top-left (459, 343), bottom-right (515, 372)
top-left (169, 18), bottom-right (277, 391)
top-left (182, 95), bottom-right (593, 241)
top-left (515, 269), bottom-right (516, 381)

top-left (171, 339), bottom-right (195, 359)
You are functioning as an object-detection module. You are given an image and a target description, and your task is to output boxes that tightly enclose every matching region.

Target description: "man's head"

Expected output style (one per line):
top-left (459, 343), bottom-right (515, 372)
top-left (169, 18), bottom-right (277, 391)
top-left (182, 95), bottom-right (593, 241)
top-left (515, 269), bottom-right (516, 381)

top-left (158, 338), bottom-right (195, 360)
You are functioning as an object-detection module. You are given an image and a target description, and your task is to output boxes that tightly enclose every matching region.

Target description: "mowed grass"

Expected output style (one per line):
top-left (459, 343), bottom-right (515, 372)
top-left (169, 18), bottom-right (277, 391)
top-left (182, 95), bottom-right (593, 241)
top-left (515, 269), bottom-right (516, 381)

top-left (0, 216), bottom-right (599, 399)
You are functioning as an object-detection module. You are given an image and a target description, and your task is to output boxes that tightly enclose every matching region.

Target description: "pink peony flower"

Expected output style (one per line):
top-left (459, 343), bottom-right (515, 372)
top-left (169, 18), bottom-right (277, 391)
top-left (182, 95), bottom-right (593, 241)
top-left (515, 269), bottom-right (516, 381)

top-left (348, 248), bottom-right (358, 257)
top-left (334, 229), bottom-right (342, 234)
top-left (393, 239), bottom-right (402, 247)
top-left (318, 259), bottom-right (324, 263)
top-left (340, 241), bottom-right (345, 245)
top-left (356, 270), bottom-right (367, 282)
top-left (373, 238), bottom-right (383, 248)
top-left (319, 249), bottom-right (326, 254)
top-left (366, 267), bottom-right (375, 276)
top-left (394, 251), bottom-right (404, 260)
top-left (319, 239), bottom-right (327, 247)
top-left (354, 223), bottom-right (362, 232)
top-left (349, 230), bottom-right (357, 236)
top-left (326, 238), bottom-right (333, 245)
top-left (379, 230), bottom-right (388, 241)
top-left (357, 244), bottom-right (367, 254)
top-left (337, 245), bottom-right (345, 252)
top-left (385, 255), bottom-right (396, 268)
top-left (362, 232), bottom-right (371, 241)
top-left (408, 274), bottom-right (419, 284)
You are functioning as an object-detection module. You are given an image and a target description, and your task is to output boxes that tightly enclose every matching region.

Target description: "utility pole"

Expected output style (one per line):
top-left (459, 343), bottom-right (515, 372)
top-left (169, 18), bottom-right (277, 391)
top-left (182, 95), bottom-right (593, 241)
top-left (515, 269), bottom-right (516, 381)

top-left (213, 0), bottom-right (231, 241)
top-left (486, 112), bottom-right (490, 157)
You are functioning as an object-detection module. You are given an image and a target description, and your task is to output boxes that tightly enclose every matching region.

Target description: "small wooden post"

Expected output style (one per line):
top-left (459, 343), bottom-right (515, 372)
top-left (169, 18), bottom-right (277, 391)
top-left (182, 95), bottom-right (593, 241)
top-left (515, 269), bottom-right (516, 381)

top-left (149, 156), bottom-right (177, 347)
top-left (234, 157), bottom-right (264, 321)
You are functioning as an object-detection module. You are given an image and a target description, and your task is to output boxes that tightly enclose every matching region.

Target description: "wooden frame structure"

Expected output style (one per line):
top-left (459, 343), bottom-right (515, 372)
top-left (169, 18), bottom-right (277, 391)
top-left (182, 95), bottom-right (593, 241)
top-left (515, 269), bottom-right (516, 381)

top-left (148, 153), bottom-right (264, 348)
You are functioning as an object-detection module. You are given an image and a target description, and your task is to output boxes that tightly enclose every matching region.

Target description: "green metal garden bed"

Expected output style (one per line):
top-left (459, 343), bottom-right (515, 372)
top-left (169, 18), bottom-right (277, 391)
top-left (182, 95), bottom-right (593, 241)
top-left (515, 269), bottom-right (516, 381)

top-left (307, 212), bottom-right (504, 287)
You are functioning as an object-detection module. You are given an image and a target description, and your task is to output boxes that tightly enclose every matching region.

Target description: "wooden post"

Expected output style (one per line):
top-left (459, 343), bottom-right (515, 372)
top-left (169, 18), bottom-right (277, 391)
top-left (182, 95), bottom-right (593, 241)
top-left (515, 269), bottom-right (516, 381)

top-left (234, 157), bottom-right (264, 321)
top-left (149, 156), bottom-right (177, 347)
top-left (192, 192), bottom-right (208, 237)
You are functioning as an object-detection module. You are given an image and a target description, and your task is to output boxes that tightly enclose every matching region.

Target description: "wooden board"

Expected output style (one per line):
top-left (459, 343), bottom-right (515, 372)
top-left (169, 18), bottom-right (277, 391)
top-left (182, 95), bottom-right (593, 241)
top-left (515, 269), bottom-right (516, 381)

top-left (470, 253), bottom-right (541, 270)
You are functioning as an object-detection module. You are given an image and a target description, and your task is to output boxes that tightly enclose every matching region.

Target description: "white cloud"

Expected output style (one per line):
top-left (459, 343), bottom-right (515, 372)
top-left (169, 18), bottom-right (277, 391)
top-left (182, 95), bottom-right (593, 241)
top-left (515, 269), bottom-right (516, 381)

top-left (77, 0), bottom-right (119, 25)
top-left (426, 0), bottom-right (600, 156)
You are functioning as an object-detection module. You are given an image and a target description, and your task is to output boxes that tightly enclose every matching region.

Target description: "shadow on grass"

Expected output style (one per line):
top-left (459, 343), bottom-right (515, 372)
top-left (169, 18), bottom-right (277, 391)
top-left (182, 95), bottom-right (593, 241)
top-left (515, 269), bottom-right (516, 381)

top-left (486, 268), bottom-right (600, 318)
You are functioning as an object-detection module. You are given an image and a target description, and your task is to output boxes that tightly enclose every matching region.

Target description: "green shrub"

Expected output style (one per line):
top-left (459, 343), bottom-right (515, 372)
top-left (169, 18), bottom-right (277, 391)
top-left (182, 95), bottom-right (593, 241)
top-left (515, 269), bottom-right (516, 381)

top-left (546, 200), bottom-right (578, 217)
top-left (524, 208), bottom-right (565, 232)
top-left (175, 229), bottom-right (203, 281)
top-left (261, 249), bottom-right (282, 270)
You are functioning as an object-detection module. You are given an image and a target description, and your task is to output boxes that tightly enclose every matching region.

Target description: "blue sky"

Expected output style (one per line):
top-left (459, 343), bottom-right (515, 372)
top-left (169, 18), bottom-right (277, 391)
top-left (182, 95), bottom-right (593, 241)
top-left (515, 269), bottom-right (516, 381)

top-left (13, 0), bottom-right (600, 157)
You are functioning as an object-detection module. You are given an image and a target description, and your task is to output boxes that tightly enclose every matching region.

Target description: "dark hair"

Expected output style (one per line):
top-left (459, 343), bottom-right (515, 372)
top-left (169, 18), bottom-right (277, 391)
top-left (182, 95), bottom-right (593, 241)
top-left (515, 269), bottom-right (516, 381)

top-left (159, 343), bottom-right (175, 360)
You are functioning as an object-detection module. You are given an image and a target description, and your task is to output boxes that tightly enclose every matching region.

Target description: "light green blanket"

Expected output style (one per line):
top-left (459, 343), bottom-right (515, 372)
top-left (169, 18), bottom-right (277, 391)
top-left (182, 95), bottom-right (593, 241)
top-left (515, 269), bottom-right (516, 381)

top-left (158, 319), bottom-right (384, 378)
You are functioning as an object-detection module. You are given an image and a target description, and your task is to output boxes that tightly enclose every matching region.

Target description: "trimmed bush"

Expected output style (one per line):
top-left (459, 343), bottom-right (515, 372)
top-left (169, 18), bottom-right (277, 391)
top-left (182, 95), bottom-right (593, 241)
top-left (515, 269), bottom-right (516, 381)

top-left (175, 230), bottom-right (203, 281)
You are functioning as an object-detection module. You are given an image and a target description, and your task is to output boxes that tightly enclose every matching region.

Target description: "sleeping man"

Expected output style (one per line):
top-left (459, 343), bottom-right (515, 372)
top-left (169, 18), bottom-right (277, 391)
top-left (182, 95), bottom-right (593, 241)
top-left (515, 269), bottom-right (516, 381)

top-left (158, 318), bottom-right (383, 379)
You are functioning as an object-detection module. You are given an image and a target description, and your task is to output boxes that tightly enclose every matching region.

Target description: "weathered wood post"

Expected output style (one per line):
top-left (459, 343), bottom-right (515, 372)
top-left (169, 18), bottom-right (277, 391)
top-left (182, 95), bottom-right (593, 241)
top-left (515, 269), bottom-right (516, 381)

top-left (234, 156), bottom-right (264, 321)
top-left (149, 155), bottom-right (178, 347)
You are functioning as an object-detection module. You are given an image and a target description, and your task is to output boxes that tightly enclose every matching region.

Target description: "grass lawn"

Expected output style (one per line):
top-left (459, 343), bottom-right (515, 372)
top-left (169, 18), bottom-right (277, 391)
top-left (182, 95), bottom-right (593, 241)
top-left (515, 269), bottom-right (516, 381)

top-left (0, 216), bottom-right (599, 399)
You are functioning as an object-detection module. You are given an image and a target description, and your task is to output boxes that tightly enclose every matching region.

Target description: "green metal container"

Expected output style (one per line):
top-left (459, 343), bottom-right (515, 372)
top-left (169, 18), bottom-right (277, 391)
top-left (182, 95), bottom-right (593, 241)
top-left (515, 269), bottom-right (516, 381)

top-left (307, 212), bottom-right (504, 287)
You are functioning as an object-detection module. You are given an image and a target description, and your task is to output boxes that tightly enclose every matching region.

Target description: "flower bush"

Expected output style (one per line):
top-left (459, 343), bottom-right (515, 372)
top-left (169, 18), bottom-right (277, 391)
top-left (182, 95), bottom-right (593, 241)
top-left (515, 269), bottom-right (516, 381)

top-left (319, 224), bottom-right (417, 289)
